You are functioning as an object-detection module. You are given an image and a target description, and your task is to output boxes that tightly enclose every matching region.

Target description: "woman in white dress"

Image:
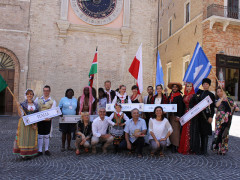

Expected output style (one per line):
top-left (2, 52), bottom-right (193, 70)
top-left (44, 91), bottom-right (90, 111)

top-left (149, 106), bottom-right (173, 156)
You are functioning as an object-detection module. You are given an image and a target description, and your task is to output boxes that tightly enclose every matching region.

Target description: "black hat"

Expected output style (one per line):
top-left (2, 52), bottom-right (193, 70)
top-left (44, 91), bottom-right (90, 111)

top-left (202, 78), bottom-right (211, 86)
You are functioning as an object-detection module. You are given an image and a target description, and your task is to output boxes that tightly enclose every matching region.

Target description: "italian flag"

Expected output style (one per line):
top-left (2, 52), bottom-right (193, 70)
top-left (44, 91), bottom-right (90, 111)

top-left (129, 43), bottom-right (143, 94)
top-left (88, 48), bottom-right (98, 87)
top-left (0, 74), bottom-right (7, 92)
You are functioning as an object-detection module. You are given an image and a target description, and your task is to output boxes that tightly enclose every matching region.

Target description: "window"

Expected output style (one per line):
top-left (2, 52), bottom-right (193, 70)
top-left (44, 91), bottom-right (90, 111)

top-left (182, 55), bottom-right (190, 79)
top-left (185, 2), bottom-right (190, 23)
top-left (167, 62), bottom-right (172, 84)
top-left (159, 28), bottom-right (162, 43)
top-left (169, 18), bottom-right (172, 37)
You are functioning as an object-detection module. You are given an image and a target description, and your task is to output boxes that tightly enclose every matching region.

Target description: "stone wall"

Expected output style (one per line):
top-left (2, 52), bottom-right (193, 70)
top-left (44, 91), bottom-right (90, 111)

top-left (27, 0), bottom-right (159, 103)
top-left (0, 0), bottom-right (30, 111)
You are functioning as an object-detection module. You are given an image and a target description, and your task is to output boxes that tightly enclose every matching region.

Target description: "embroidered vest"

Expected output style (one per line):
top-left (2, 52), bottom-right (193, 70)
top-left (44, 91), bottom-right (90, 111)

top-left (116, 96), bottom-right (128, 104)
top-left (38, 98), bottom-right (54, 111)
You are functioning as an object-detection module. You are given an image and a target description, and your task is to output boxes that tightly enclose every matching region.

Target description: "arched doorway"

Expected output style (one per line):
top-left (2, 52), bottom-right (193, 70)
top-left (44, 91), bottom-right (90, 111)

top-left (0, 47), bottom-right (20, 115)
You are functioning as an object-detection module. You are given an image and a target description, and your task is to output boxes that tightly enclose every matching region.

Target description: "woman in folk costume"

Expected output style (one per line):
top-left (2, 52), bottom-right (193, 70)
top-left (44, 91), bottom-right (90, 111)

top-left (213, 87), bottom-right (239, 155)
top-left (168, 82), bottom-right (185, 153)
top-left (109, 103), bottom-right (129, 153)
top-left (178, 82), bottom-right (195, 154)
top-left (77, 86), bottom-right (95, 115)
top-left (13, 89), bottom-right (39, 159)
top-left (112, 85), bottom-right (132, 105)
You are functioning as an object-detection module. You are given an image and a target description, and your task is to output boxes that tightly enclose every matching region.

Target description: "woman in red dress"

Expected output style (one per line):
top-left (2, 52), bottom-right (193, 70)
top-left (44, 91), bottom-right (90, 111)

top-left (178, 82), bottom-right (195, 154)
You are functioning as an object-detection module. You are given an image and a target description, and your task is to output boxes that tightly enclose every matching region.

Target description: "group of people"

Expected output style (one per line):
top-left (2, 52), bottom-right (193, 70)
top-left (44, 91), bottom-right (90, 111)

top-left (13, 79), bottom-right (239, 159)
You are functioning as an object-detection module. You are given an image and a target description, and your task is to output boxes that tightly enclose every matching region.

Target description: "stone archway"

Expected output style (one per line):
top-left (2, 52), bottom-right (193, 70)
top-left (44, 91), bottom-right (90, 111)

top-left (0, 47), bottom-right (20, 114)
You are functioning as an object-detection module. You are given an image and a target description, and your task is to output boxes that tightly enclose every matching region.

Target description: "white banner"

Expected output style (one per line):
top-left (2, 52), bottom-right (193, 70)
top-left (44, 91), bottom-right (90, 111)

top-left (59, 115), bottom-right (99, 123)
top-left (23, 107), bottom-right (62, 126)
top-left (180, 95), bottom-right (213, 126)
top-left (143, 104), bottom-right (177, 112)
top-left (106, 103), bottom-right (144, 112)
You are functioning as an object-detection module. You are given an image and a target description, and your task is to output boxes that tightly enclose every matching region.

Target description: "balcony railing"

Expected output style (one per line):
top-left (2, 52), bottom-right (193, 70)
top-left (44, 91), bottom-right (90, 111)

top-left (207, 4), bottom-right (240, 20)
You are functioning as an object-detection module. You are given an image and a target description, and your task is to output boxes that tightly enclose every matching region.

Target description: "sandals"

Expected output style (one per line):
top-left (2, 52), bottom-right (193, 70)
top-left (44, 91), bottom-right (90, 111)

top-left (150, 152), bottom-right (155, 156)
top-left (159, 151), bottom-right (165, 157)
top-left (75, 149), bottom-right (80, 155)
top-left (137, 154), bottom-right (143, 158)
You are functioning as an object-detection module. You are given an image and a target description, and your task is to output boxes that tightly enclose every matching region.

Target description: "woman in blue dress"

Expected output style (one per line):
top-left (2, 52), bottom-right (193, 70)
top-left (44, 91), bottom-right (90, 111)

top-left (59, 89), bottom-right (78, 152)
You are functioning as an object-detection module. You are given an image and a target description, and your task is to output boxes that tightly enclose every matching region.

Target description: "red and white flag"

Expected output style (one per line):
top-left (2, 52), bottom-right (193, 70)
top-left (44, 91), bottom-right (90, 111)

top-left (128, 43), bottom-right (143, 94)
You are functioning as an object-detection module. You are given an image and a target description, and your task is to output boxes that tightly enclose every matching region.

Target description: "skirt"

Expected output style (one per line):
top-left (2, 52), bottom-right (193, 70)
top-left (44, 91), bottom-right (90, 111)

top-left (13, 118), bottom-right (38, 157)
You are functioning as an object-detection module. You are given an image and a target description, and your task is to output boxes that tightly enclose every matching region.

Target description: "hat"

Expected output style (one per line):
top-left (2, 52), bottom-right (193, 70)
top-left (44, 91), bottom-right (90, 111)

top-left (168, 82), bottom-right (183, 90)
top-left (202, 78), bottom-right (211, 86)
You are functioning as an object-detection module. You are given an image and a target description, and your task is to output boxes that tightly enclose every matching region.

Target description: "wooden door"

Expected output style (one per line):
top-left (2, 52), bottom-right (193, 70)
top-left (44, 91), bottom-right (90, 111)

top-left (0, 69), bottom-right (14, 114)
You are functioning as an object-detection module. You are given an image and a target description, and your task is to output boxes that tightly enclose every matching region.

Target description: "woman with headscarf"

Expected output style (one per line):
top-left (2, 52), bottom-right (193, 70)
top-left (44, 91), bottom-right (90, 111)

top-left (77, 86), bottom-right (95, 115)
top-left (13, 89), bottom-right (39, 159)
top-left (59, 89), bottom-right (78, 152)
top-left (178, 82), bottom-right (195, 154)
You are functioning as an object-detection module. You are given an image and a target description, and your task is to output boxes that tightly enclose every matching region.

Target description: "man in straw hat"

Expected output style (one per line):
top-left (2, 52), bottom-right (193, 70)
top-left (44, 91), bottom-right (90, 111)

top-left (168, 82), bottom-right (185, 153)
top-left (196, 78), bottom-right (215, 156)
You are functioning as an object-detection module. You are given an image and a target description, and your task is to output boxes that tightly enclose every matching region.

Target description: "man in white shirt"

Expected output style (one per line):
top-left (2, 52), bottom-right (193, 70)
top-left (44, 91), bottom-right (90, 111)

top-left (91, 107), bottom-right (116, 153)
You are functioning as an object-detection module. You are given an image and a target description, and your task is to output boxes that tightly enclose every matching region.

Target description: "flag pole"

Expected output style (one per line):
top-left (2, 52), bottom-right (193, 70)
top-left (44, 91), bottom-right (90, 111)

top-left (6, 86), bottom-right (26, 116)
top-left (96, 46), bottom-right (98, 99)
top-left (210, 69), bottom-right (232, 108)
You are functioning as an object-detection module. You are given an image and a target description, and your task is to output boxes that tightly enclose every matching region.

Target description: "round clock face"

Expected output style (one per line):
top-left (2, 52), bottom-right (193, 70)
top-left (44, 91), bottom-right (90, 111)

top-left (70, 0), bottom-right (123, 25)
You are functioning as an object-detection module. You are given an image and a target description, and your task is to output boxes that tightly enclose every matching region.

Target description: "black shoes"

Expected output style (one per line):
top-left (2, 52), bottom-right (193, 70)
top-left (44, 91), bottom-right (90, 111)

top-left (45, 150), bottom-right (51, 156)
top-left (36, 152), bottom-right (43, 157)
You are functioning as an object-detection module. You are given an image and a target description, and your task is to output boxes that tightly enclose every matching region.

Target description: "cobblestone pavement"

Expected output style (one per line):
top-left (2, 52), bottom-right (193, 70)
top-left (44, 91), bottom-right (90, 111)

top-left (1, 116), bottom-right (240, 180)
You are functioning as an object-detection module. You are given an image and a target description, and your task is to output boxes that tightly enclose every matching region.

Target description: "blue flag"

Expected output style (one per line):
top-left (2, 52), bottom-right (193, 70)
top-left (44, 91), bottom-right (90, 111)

top-left (156, 51), bottom-right (164, 90)
top-left (183, 42), bottom-right (212, 92)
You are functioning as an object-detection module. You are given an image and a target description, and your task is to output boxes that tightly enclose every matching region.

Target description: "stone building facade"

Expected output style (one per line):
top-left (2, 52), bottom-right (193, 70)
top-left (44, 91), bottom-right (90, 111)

top-left (157, 0), bottom-right (240, 101)
top-left (0, 0), bottom-right (160, 114)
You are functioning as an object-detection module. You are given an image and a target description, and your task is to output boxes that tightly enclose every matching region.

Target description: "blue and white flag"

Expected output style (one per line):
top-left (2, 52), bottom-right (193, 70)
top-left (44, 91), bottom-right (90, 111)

top-left (156, 51), bottom-right (164, 88)
top-left (183, 42), bottom-right (212, 92)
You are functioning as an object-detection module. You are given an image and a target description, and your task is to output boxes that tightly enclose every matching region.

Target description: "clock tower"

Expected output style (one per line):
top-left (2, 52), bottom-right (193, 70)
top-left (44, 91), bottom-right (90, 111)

top-left (70, 0), bottom-right (123, 26)
top-left (57, 0), bottom-right (132, 44)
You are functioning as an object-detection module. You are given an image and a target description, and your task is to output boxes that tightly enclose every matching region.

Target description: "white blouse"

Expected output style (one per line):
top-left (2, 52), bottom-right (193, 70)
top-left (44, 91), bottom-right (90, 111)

top-left (149, 118), bottom-right (173, 140)
top-left (154, 97), bottom-right (162, 104)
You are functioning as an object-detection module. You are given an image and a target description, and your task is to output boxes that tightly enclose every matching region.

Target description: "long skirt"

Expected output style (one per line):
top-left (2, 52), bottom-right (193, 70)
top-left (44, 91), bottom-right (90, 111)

top-left (13, 118), bottom-right (38, 157)
top-left (169, 115), bottom-right (181, 147)
top-left (178, 121), bottom-right (191, 154)
top-left (214, 111), bottom-right (230, 154)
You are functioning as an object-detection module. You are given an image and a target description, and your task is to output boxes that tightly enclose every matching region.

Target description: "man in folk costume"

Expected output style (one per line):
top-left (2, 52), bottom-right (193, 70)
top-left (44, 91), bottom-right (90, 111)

top-left (197, 78), bottom-right (215, 155)
top-left (104, 80), bottom-right (116, 116)
top-left (168, 82), bottom-right (185, 153)
top-left (35, 85), bottom-right (56, 156)
top-left (104, 80), bottom-right (116, 103)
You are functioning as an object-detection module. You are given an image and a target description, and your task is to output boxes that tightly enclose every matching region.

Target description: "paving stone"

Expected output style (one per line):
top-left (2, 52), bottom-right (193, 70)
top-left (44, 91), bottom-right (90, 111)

top-left (0, 116), bottom-right (240, 179)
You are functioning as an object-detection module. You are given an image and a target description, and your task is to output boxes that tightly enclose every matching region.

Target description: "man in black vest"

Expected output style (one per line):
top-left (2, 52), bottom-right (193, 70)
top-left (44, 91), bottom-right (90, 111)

top-left (104, 80), bottom-right (116, 103)
top-left (197, 78), bottom-right (215, 155)
top-left (104, 80), bottom-right (116, 116)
